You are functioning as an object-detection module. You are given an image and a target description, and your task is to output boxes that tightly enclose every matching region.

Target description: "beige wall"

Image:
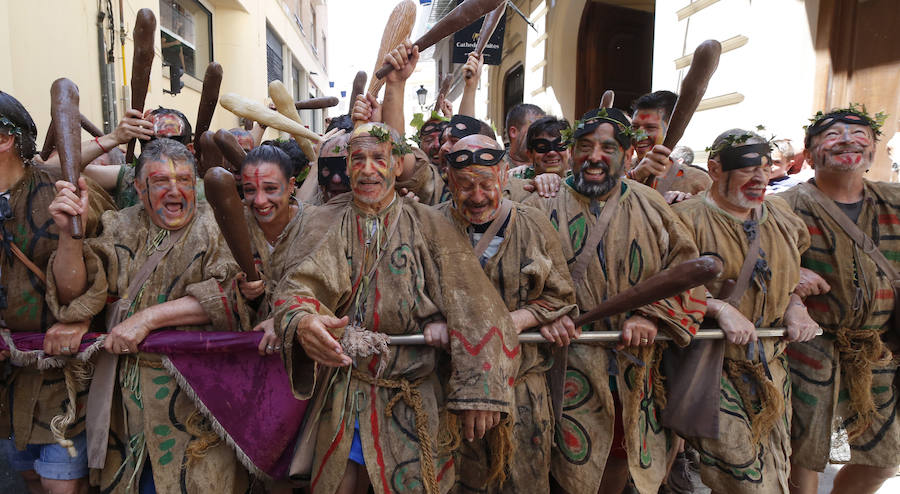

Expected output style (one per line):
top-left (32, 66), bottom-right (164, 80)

top-left (1, 0), bottom-right (329, 148)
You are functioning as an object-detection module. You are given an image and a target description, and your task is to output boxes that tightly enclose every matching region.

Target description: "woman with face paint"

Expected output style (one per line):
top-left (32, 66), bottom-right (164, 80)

top-left (237, 145), bottom-right (307, 357)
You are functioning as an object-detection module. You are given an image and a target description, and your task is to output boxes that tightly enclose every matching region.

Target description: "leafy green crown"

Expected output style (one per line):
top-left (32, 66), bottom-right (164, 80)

top-left (805, 103), bottom-right (888, 137)
top-left (705, 125), bottom-right (776, 156)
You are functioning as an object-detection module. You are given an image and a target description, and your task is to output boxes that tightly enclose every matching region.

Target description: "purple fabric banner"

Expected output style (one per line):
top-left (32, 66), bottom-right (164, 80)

top-left (0, 331), bottom-right (308, 479)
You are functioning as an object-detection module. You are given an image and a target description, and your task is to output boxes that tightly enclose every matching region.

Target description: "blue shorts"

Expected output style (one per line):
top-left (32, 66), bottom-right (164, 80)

top-left (348, 419), bottom-right (365, 465)
top-left (1, 431), bottom-right (89, 480)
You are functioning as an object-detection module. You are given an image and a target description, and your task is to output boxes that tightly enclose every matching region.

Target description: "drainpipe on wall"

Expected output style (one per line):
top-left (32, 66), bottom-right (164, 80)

top-left (97, 1), bottom-right (118, 133)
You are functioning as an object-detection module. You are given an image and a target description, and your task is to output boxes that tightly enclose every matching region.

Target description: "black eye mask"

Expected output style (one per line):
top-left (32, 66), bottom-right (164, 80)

top-left (318, 156), bottom-right (349, 187)
top-left (447, 148), bottom-right (507, 169)
top-left (719, 143), bottom-right (773, 171)
top-left (448, 115), bottom-right (483, 139)
top-left (420, 121), bottom-right (448, 138)
top-left (530, 137), bottom-right (568, 153)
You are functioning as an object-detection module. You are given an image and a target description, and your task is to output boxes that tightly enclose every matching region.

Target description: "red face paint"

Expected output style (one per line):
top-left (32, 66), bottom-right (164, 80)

top-left (449, 164), bottom-right (505, 225)
top-left (572, 124), bottom-right (624, 183)
top-left (347, 140), bottom-right (396, 209)
top-left (141, 159), bottom-right (197, 230)
top-left (811, 122), bottom-right (875, 172)
top-left (241, 162), bottom-right (291, 224)
top-left (631, 109), bottom-right (667, 159)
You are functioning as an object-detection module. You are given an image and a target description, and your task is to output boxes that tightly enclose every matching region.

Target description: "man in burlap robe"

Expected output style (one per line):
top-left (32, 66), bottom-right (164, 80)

top-left (0, 91), bottom-right (115, 494)
top-left (274, 123), bottom-right (518, 494)
top-left (430, 134), bottom-right (577, 493)
top-left (524, 108), bottom-right (706, 494)
top-left (626, 91), bottom-right (711, 204)
top-left (673, 129), bottom-right (819, 493)
top-left (778, 107), bottom-right (900, 494)
top-left (46, 138), bottom-right (256, 493)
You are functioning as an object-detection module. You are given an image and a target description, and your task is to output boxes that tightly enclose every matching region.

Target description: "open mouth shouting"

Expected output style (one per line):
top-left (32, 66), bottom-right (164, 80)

top-left (581, 161), bottom-right (609, 182)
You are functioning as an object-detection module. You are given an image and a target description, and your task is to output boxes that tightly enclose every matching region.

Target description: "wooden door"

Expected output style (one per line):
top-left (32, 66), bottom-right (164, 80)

top-left (815, 0), bottom-right (900, 180)
top-left (575, 2), bottom-right (654, 117)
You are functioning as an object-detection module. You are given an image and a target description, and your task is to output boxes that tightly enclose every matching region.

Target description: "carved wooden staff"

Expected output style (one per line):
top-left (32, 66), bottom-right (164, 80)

top-left (463, 1), bottom-right (505, 79)
top-left (50, 79), bottom-right (84, 239)
top-left (268, 81), bottom-right (318, 161)
top-left (347, 71), bottom-right (367, 116)
top-left (204, 167), bottom-right (260, 281)
top-left (294, 97), bottom-right (339, 110)
top-left (197, 131), bottom-right (224, 177)
top-left (220, 93), bottom-right (322, 144)
top-left (367, 0), bottom-right (417, 97)
top-left (39, 114), bottom-right (102, 161)
top-left (193, 62), bottom-right (224, 160)
top-left (656, 40), bottom-right (722, 193)
top-left (214, 129), bottom-right (247, 173)
top-left (600, 89), bottom-right (615, 109)
top-left (124, 9), bottom-right (156, 163)
top-left (375, 0), bottom-right (505, 80)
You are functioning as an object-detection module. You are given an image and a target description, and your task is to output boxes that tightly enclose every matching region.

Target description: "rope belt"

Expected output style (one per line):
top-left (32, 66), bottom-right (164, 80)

top-left (350, 368), bottom-right (438, 494)
top-left (834, 327), bottom-right (892, 439)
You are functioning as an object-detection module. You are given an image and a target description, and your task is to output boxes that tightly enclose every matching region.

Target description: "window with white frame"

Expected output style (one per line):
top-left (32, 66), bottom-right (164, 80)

top-left (159, 0), bottom-right (212, 78)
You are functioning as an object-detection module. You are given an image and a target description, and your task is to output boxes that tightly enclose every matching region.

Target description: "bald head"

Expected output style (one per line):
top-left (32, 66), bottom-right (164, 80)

top-left (451, 134), bottom-right (503, 153)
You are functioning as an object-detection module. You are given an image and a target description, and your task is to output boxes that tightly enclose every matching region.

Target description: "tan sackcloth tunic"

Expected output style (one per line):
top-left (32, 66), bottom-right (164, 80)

top-left (435, 201), bottom-right (577, 493)
top-left (647, 164), bottom-right (712, 196)
top-left (397, 149), bottom-right (450, 206)
top-left (674, 194), bottom-right (810, 493)
top-left (0, 165), bottom-right (113, 449)
top-left (524, 178), bottom-right (706, 494)
top-left (779, 180), bottom-right (900, 471)
top-left (273, 195), bottom-right (518, 494)
top-left (46, 203), bottom-right (254, 493)
top-left (503, 177), bottom-right (533, 203)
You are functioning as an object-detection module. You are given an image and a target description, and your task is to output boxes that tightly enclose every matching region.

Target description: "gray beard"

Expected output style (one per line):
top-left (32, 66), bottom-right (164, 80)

top-left (572, 164), bottom-right (619, 198)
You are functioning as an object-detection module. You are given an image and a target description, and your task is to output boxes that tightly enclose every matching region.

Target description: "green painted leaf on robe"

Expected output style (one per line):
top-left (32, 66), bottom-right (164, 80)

top-left (158, 451), bottom-right (173, 465)
top-left (153, 425), bottom-right (171, 436)
top-left (155, 387), bottom-right (170, 400)
top-left (159, 438), bottom-right (176, 451)
top-left (152, 375), bottom-right (171, 385)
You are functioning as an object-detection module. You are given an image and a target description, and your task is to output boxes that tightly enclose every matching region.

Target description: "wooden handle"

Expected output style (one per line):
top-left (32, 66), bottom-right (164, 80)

top-left (125, 8), bottom-right (157, 163)
top-left (375, 0), bottom-right (504, 80)
top-left (40, 114), bottom-right (103, 161)
top-left (294, 96), bottom-right (339, 110)
top-left (214, 129), bottom-right (246, 173)
top-left (437, 74), bottom-right (453, 103)
top-left (464, 1), bottom-right (505, 80)
top-left (600, 90), bottom-right (615, 109)
top-left (368, 0), bottom-right (417, 96)
top-left (197, 131), bottom-right (223, 177)
top-left (220, 93), bottom-right (321, 143)
top-left (39, 122), bottom-right (56, 161)
top-left (50, 78), bottom-right (84, 239)
top-left (194, 62), bottom-right (224, 159)
top-left (348, 71), bottom-right (367, 116)
top-left (662, 40), bottom-right (722, 150)
top-left (80, 114), bottom-right (103, 137)
top-left (203, 167), bottom-right (259, 282)
top-left (572, 255), bottom-right (723, 327)
top-left (268, 81), bottom-right (318, 161)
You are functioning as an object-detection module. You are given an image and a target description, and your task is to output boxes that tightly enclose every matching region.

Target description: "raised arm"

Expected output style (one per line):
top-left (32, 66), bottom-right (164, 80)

top-left (458, 53), bottom-right (483, 117)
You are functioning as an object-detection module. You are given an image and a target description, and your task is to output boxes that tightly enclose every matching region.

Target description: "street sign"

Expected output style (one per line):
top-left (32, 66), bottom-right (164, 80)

top-left (451, 0), bottom-right (506, 65)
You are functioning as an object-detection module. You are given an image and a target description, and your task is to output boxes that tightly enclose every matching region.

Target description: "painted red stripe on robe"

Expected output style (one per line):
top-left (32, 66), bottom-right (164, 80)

top-left (449, 327), bottom-right (520, 358)
top-left (879, 214), bottom-right (900, 225)
top-left (311, 416), bottom-right (347, 490)
top-left (784, 347), bottom-right (823, 370)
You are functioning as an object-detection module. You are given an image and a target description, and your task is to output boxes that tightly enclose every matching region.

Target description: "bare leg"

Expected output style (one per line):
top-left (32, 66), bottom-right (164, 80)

top-left (788, 463), bottom-right (818, 494)
top-left (831, 464), bottom-right (898, 494)
top-left (39, 478), bottom-right (87, 494)
top-left (597, 456), bottom-right (629, 494)
top-left (336, 461), bottom-right (372, 494)
top-left (20, 470), bottom-right (45, 494)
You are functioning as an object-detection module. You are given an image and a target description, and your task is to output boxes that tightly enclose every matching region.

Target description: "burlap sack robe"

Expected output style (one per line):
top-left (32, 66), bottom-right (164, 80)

top-left (525, 179), bottom-right (706, 494)
top-left (47, 203), bottom-right (254, 493)
top-left (0, 165), bottom-right (112, 450)
top-left (396, 149), bottom-right (449, 207)
top-left (674, 194), bottom-right (810, 493)
top-left (436, 201), bottom-right (577, 493)
top-left (274, 197), bottom-right (518, 494)
top-left (779, 181), bottom-right (900, 471)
